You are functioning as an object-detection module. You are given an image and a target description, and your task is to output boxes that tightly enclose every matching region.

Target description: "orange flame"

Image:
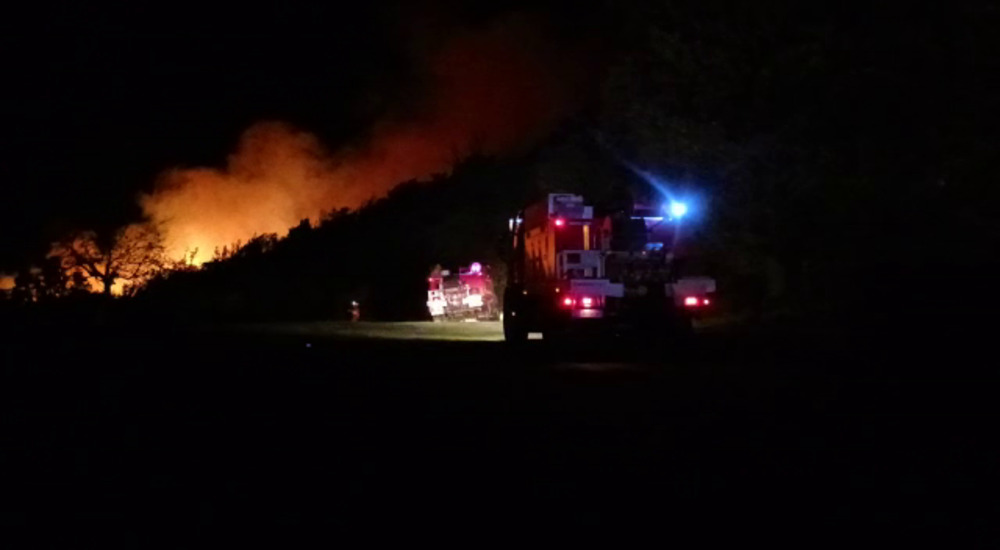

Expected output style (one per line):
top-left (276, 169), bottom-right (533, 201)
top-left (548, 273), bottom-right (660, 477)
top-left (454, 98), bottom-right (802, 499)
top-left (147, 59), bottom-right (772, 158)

top-left (140, 16), bottom-right (582, 265)
top-left (140, 123), bottom-right (334, 264)
top-left (0, 274), bottom-right (14, 291)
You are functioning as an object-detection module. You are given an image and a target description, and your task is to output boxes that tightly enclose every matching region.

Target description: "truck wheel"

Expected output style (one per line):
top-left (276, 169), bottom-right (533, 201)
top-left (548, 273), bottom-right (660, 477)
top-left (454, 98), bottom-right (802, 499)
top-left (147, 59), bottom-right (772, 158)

top-left (503, 312), bottom-right (528, 344)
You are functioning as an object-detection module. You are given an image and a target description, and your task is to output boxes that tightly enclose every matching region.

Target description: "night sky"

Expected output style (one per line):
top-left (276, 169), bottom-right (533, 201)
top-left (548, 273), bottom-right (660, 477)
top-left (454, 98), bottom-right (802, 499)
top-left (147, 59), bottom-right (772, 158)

top-left (0, 1), bottom-right (598, 270)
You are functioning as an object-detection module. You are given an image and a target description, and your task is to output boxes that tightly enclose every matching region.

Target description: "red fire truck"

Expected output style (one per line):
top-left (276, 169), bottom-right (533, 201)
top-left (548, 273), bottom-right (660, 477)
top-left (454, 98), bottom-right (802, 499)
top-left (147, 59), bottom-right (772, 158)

top-left (426, 262), bottom-right (500, 322)
top-left (502, 193), bottom-right (716, 342)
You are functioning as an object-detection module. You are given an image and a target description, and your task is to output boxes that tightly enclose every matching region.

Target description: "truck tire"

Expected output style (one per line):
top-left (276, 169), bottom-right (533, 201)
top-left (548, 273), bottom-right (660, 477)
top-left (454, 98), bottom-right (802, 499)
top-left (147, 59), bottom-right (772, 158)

top-left (503, 312), bottom-right (528, 344)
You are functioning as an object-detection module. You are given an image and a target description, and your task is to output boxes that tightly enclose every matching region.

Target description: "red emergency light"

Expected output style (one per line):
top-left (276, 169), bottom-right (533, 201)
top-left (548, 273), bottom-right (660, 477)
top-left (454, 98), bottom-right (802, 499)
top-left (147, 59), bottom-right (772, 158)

top-left (580, 296), bottom-right (594, 309)
top-left (554, 218), bottom-right (566, 227)
top-left (562, 296), bottom-right (575, 308)
top-left (684, 296), bottom-right (700, 307)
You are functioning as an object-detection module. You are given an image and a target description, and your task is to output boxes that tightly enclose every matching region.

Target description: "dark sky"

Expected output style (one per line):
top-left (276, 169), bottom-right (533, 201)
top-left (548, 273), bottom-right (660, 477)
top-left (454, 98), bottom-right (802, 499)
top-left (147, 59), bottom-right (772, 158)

top-left (0, 1), bottom-right (597, 270)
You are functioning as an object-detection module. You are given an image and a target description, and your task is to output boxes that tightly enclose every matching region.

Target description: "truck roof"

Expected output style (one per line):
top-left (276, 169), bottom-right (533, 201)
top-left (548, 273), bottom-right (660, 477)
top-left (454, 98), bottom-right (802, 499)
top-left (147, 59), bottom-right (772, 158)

top-left (523, 194), bottom-right (593, 230)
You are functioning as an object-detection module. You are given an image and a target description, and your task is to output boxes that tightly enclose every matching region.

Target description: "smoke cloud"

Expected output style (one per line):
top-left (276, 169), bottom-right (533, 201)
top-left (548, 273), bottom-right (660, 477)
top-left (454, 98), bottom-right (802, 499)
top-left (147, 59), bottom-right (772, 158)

top-left (140, 14), bottom-right (583, 263)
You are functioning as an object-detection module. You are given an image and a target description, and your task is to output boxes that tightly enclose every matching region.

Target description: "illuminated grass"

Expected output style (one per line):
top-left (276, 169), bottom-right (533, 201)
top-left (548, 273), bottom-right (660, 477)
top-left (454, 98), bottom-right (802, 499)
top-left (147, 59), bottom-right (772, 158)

top-left (241, 321), bottom-right (505, 342)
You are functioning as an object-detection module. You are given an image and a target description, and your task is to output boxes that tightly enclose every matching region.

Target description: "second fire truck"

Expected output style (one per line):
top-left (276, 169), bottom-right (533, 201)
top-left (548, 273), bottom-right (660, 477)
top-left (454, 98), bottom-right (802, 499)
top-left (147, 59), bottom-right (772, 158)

top-left (427, 262), bottom-right (500, 322)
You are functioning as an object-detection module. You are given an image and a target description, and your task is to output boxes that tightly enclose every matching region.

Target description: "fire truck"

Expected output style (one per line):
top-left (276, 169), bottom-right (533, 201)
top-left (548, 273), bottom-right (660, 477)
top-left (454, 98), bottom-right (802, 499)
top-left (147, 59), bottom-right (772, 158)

top-left (426, 262), bottom-right (500, 322)
top-left (502, 193), bottom-right (716, 343)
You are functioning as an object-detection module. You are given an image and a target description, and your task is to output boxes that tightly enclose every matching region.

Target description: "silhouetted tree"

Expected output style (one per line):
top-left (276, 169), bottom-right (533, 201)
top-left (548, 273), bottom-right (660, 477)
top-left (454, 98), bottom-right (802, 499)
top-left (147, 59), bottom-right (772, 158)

top-left (51, 223), bottom-right (167, 297)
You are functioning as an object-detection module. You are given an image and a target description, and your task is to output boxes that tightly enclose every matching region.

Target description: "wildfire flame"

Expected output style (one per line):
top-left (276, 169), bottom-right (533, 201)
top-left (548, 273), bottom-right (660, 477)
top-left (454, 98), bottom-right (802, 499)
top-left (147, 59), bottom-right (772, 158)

top-left (140, 15), bottom-right (582, 265)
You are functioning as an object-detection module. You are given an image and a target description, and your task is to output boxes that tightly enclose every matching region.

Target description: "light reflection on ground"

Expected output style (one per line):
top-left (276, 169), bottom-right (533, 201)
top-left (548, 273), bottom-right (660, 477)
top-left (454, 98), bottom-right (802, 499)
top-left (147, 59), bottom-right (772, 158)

top-left (243, 321), bottom-right (506, 342)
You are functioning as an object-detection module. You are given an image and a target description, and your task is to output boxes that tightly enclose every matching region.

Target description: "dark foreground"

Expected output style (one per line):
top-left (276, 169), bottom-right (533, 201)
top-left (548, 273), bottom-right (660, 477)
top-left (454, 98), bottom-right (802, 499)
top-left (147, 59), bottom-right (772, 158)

top-left (2, 320), bottom-right (997, 543)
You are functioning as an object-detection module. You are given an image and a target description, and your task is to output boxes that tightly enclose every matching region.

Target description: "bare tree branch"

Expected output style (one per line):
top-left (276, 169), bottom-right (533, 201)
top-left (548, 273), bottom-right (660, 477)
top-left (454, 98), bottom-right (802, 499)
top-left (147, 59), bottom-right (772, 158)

top-left (49, 223), bottom-right (167, 296)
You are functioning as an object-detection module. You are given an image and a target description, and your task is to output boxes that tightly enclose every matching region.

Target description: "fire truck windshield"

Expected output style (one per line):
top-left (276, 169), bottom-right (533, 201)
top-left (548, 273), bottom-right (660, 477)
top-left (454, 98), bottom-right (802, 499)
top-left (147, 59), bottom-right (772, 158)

top-left (610, 218), bottom-right (649, 251)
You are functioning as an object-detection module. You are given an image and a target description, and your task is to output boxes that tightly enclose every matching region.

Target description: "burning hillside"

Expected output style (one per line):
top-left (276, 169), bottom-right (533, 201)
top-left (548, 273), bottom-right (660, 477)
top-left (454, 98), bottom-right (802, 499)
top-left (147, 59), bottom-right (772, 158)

top-left (140, 14), bottom-right (584, 264)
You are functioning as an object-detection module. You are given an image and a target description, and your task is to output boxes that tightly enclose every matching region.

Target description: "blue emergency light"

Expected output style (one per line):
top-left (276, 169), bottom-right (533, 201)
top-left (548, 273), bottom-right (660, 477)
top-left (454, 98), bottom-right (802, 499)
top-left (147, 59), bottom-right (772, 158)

top-left (667, 201), bottom-right (688, 219)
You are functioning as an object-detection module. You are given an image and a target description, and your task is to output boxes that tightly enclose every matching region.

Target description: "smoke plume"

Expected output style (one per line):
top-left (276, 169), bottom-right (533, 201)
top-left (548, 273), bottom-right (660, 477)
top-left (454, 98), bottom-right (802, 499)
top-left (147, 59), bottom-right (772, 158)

top-left (140, 15), bottom-right (582, 263)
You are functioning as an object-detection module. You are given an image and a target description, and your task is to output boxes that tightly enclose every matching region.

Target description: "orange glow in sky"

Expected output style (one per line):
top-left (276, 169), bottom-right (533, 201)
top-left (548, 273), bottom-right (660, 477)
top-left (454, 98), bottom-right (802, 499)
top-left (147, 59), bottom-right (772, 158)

top-left (139, 15), bottom-right (580, 265)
